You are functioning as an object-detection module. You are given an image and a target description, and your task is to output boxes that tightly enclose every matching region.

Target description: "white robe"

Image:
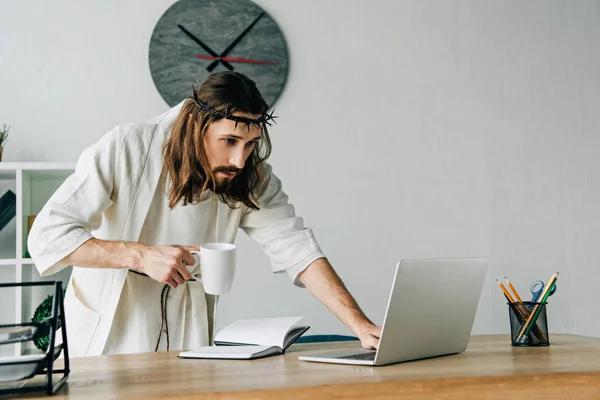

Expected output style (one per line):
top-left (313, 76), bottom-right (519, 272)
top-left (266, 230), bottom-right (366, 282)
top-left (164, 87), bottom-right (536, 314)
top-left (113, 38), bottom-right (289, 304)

top-left (103, 168), bottom-right (215, 354)
top-left (27, 101), bottom-right (326, 356)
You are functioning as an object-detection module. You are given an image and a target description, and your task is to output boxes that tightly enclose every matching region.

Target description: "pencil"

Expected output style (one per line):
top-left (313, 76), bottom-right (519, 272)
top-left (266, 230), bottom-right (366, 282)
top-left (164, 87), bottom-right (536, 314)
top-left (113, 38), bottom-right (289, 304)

top-left (496, 279), bottom-right (516, 303)
top-left (505, 276), bottom-right (524, 303)
top-left (517, 272), bottom-right (559, 341)
top-left (504, 276), bottom-right (535, 330)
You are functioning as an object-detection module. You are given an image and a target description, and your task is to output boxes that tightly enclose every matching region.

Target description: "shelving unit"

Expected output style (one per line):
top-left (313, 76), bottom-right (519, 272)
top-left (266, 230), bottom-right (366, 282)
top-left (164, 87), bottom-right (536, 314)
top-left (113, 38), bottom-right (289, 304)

top-left (0, 163), bottom-right (75, 357)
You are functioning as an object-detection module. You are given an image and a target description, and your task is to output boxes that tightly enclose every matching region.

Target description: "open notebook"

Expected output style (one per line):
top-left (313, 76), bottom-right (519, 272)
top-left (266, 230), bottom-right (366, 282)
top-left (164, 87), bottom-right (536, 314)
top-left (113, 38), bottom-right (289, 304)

top-left (179, 317), bottom-right (309, 360)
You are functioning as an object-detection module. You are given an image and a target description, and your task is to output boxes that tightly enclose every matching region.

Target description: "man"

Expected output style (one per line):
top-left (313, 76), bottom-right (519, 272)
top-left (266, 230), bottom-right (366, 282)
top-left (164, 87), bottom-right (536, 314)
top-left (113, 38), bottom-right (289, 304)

top-left (29, 72), bottom-right (381, 356)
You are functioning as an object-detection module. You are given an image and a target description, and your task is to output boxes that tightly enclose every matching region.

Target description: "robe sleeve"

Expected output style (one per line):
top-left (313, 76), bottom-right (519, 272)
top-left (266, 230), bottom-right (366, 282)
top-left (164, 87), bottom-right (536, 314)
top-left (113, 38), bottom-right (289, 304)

top-left (239, 164), bottom-right (326, 287)
top-left (27, 128), bottom-right (122, 276)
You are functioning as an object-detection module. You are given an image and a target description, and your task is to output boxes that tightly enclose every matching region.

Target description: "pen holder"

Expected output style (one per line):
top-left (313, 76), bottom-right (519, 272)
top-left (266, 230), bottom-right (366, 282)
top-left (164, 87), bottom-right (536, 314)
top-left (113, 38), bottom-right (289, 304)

top-left (508, 302), bottom-right (550, 346)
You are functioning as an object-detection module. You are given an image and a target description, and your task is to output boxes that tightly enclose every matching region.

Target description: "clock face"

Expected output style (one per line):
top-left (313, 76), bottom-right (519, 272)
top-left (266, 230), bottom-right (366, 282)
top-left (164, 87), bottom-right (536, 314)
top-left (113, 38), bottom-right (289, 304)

top-left (149, 0), bottom-right (289, 108)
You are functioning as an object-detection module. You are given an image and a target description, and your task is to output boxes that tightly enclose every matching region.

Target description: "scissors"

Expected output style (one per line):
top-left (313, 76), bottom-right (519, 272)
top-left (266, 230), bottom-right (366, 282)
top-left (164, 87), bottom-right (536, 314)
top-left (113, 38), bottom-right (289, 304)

top-left (530, 280), bottom-right (557, 302)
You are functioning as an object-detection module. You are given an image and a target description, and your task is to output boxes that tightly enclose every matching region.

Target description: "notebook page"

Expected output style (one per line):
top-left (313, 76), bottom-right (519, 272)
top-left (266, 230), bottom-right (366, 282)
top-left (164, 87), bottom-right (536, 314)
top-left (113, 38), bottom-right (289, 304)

top-left (215, 317), bottom-right (303, 348)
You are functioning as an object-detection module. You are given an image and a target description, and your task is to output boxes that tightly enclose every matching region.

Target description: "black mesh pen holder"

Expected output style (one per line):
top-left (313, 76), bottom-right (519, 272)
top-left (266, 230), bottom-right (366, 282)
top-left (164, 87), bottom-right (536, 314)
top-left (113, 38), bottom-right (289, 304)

top-left (508, 302), bottom-right (549, 346)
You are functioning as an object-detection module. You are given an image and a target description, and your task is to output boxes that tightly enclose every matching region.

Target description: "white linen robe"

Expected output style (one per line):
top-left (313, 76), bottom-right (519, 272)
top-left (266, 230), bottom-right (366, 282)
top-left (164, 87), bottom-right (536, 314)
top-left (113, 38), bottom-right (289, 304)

top-left (27, 101), bottom-right (326, 357)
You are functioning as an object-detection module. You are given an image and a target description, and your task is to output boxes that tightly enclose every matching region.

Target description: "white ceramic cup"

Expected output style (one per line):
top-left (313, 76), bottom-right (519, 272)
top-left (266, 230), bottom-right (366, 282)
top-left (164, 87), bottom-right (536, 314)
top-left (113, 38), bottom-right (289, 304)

top-left (189, 243), bottom-right (236, 295)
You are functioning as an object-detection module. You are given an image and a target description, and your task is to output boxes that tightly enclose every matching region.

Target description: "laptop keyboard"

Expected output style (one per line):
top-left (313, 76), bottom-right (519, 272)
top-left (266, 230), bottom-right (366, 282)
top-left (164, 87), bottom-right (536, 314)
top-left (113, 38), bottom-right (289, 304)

top-left (337, 352), bottom-right (376, 361)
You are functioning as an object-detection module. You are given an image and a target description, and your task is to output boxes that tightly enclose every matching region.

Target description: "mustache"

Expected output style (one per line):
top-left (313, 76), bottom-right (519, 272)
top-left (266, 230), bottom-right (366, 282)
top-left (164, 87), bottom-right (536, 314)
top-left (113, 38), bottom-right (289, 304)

top-left (212, 166), bottom-right (243, 174)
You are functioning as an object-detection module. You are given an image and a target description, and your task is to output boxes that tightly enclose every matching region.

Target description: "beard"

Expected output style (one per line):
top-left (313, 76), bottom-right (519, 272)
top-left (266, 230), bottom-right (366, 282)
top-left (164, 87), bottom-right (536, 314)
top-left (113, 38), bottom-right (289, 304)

top-left (213, 176), bottom-right (233, 194)
top-left (212, 166), bottom-right (242, 195)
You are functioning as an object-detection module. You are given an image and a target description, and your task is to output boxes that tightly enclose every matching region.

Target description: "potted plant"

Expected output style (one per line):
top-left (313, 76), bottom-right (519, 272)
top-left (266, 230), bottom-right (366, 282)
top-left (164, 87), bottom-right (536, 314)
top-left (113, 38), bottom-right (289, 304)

top-left (0, 125), bottom-right (9, 162)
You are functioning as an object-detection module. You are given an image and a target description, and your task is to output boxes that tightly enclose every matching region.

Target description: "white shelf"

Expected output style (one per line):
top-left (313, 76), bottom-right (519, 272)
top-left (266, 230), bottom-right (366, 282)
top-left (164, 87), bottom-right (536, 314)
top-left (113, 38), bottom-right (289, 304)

top-left (0, 162), bottom-right (74, 356)
top-left (0, 162), bottom-right (76, 181)
top-left (0, 162), bottom-right (76, 171)
top-left (0, 258), bottom-right (37, 266)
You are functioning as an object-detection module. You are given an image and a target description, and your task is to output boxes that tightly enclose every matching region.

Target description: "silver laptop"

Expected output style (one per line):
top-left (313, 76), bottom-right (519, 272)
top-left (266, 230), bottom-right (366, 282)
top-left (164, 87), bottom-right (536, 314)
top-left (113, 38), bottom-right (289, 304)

top-left (298, 257), bottom-right (488, 366)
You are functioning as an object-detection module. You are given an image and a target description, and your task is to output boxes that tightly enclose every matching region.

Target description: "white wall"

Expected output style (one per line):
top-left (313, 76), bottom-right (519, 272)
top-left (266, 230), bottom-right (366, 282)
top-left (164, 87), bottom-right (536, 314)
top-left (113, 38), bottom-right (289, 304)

top-left (1, 0), bottom-right (599, 337)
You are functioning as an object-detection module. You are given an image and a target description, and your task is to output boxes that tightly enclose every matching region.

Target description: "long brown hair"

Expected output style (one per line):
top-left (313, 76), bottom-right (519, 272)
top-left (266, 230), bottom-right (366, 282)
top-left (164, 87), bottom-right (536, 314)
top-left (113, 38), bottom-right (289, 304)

top-left (163, 72), bottom-right (272, 210)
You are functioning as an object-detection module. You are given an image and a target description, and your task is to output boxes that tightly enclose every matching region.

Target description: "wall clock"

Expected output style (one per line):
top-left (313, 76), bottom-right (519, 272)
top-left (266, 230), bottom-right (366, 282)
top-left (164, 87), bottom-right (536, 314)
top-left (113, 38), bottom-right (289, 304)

top-left (149, 0), bottom-right (289, 108)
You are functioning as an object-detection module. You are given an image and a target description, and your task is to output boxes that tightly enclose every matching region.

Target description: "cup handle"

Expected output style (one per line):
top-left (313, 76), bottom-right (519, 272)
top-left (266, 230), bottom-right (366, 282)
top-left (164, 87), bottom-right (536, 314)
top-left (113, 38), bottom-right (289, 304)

top-left (193, 251), bottom-right (203, 282)
top-left (187, 252), bottom-right (201, 281)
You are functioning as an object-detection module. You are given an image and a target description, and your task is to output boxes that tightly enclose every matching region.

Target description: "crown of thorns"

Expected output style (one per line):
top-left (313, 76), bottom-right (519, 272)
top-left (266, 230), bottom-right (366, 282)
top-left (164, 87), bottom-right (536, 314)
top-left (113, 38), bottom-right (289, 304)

top-left (191, 86), bottom-right (277, 128)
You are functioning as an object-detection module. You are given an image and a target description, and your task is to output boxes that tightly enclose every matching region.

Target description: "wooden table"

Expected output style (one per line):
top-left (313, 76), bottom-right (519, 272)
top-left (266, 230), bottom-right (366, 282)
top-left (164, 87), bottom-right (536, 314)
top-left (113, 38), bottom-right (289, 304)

top-left (6, 334), bottom-right (600, 399)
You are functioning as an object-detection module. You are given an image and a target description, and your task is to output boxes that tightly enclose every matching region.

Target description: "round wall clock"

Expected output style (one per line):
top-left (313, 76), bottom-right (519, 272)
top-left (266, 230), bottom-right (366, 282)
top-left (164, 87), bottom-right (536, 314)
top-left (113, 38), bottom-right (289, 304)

top-left (149, 0), bottom-right (289, 108)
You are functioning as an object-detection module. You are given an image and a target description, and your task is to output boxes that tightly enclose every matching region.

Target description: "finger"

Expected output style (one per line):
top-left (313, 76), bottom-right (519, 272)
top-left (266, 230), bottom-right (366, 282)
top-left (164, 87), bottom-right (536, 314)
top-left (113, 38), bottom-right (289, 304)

top-left (370, 327), bottom-right (382, 338)
top-left (362, 340), bottom-right (377, 350)
top-left (368, 337), bottom-right (379, 350)
top-left (166, 277), bottom-right (178, 289)
top-left (172, 270), bottom-right (186, 285)
top-left (180, 251), bottom-right (197, 267)
top-left (175, 260), bottom-right (193, 281)
top-left (176, 245), bottom-right (201, 252)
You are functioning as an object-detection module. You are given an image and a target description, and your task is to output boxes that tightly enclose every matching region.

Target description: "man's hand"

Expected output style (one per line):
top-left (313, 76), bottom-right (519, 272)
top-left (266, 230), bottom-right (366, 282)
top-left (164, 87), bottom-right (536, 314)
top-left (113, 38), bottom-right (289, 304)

top-left (356, 323), bottom-right (382, 350)
top-left (135, 245), bottom-right (198, 288)
top-left (298, 258), bottom-right (382, 350)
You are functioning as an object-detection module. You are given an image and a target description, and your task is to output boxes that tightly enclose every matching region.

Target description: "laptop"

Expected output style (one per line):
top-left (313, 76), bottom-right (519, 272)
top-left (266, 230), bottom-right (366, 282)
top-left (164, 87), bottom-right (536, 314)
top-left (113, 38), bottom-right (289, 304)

top-left (298, 257), bottom-right (488, 366)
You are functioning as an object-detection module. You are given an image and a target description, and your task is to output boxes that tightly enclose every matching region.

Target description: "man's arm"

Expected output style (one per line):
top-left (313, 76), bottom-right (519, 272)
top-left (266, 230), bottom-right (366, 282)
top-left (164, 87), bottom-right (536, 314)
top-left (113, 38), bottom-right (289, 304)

top-left (27, 125), bottom-right (196, 288)
top-left (59, 238), bottom-right (196, 288)
top-left (238, 165), bottom-right (379, 348)
top-left (297, 258), bottom-right (382, 349)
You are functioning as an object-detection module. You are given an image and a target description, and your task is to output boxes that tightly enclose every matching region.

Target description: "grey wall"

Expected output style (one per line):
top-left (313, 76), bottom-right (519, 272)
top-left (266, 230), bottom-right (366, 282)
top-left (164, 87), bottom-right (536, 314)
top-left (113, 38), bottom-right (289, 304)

top-left (1, 0), bottom-right (599, 337)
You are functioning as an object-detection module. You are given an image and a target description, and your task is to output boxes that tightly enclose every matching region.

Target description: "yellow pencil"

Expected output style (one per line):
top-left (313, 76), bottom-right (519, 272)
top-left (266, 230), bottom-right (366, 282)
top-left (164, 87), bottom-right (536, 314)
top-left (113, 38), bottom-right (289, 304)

top-left (496, 279), bottom-right (516, 303)
top-left (505, 276), bottom-right (528, 317)
top-left (505, 276), bottom-right (524, 303)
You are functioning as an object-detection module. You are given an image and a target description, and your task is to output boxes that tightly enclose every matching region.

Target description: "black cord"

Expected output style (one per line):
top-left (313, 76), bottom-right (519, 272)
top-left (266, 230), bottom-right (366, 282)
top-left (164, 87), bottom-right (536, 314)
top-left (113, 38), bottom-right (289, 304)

top-left (155, 284), bottom-right (171, 351)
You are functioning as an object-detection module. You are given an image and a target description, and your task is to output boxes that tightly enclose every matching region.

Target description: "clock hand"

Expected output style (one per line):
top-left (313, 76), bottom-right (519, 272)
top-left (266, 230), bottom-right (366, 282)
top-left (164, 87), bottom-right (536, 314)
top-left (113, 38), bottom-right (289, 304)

top-left (177, 24), bottom-right (234, 71)
top-left (197, 55), bottom-right (277, 65)
top-left (207, 12), bottom-right (265, 72)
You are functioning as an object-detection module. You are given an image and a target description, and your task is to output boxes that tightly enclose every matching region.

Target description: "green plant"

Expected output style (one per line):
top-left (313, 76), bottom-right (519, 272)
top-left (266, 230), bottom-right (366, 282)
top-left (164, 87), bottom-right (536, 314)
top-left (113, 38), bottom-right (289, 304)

top-left (0, 125), bottom-right (9, 147)
top-left (31, 289), bottom-right (66, 352)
